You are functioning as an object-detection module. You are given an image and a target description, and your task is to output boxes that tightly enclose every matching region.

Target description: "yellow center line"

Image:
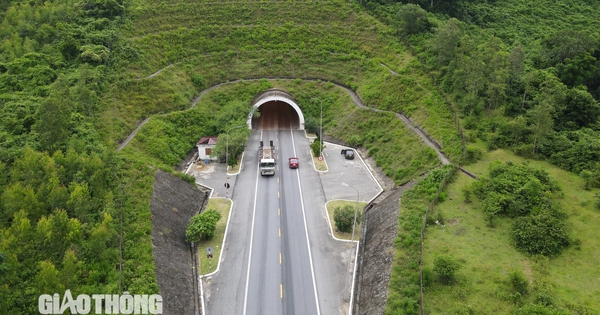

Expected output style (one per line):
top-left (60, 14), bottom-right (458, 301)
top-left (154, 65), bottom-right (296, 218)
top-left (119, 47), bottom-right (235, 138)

top-left (279, 253), bottom-right (282, 264)
top-left (278, 191), bottom-right (280, 198)
top-left (280, 284), bottom-right (283, 298)
top-left (277, 177), bottom-right (280, 183)
top-left (279, 228), bottom-right (281, 237)
top-left (278, 208), bottom-right (280, 216)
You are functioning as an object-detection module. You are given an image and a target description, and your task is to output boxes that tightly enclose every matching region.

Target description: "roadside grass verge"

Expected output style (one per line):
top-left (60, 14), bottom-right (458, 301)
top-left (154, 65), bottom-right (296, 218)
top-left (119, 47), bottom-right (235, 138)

top-left (312, 155), bottom-right (328, 171)
top-left (325, 200), bottom-right (368, 241)
top-left (226, 154), bottom-right (243, 174)
top-left (386, 165), bottom-right (455, 315)
top-left (196, 198), bottom-right (232, 275)
top-left (423, 149), bottom-right (600, 314)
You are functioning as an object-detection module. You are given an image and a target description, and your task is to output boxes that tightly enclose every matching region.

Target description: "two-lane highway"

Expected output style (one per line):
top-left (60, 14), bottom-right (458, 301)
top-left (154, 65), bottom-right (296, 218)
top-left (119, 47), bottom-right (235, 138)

top-left (243, 129), bottom-right (319, 315)
top-left (203, 124), bottom-right (381, 315)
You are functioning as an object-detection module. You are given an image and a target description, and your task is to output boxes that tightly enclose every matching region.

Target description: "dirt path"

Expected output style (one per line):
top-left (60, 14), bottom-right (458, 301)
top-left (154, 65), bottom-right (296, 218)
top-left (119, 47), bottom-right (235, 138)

top-left (117, 77), bottom-right (452, 166)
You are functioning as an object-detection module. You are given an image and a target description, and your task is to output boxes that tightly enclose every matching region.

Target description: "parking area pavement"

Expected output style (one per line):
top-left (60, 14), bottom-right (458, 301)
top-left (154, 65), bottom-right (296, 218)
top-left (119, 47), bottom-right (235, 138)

top-left (186, 160), bottom-right (237, 199)
top-left (319, 142), bottom-right (382, 203)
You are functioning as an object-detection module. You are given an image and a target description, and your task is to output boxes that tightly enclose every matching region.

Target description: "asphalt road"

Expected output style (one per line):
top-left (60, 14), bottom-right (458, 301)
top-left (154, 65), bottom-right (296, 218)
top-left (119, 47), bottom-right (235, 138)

top-left (203, 129), bottom-right (381, 315)
top-left (244, 129), bottom-right (320, 314)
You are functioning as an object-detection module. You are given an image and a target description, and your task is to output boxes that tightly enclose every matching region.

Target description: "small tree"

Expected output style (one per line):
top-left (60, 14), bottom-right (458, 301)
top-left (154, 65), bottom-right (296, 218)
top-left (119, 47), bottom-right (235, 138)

top-left (398, 4), bottom-right (432, 37)
top-left (186, 209), bottom-right (221, 242)
top-left (433, 254), bottom-right (461, 284)
top-left (333, 205), bottom-right (362, 233)
top-left (304, 116), bottom-right (319, 135)
top-left (310, 137), bottom-right (324, 157)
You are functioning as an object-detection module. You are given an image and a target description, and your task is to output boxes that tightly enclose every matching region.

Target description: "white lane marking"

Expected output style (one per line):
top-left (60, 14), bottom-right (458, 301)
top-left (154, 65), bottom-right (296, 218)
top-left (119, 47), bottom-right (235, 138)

top-left (290, 129), bottom-right (322, 315)
top-left (243, 130), bottom-right (262, 315)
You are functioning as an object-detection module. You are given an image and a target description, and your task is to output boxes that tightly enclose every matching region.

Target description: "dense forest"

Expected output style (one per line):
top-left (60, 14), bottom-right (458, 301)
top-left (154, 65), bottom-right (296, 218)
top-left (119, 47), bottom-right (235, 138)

top-left (1, 0), bottom-right (599, 314)
top-left (0, 1), bottom-right (157, 313)
top-left (363, 0), bottom-right (600, 185)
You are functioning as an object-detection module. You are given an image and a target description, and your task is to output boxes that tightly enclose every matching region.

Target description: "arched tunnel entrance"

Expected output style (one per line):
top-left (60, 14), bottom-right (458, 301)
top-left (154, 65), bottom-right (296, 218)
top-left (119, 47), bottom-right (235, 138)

top-left (248, 90), bottom-right (305, 130)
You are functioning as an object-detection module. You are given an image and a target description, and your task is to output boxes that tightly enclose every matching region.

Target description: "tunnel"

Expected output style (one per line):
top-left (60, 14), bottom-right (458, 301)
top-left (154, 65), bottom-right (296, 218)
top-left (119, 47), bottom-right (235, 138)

top-left (247, 89), bottom-right (305, 130)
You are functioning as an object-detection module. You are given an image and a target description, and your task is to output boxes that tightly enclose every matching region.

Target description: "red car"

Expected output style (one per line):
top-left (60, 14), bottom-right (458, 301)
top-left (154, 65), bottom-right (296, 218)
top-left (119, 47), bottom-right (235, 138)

top-left (288, 157), bottom-right (299, 169)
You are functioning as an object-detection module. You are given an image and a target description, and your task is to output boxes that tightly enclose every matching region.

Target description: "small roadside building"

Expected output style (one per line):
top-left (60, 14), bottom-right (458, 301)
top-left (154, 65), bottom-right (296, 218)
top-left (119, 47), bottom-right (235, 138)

top-left (196, 136), bottom-right (218, 161)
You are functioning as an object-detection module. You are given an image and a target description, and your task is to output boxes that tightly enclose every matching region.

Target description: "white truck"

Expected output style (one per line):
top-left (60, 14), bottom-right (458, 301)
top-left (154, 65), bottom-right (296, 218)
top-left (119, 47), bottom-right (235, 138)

top-left (259, 140), bottom-right (276, 176)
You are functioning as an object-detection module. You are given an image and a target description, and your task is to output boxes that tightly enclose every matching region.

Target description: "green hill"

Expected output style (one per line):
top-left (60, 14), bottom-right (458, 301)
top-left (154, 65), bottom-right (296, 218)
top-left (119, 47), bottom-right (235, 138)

top-left (1, 0), bottom-right (599, 314)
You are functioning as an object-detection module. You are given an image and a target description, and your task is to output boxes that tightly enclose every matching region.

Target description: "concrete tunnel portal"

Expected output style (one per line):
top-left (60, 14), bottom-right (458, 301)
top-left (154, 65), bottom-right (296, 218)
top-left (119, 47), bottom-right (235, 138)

top-left (247, 90), bottom-right (305, 130)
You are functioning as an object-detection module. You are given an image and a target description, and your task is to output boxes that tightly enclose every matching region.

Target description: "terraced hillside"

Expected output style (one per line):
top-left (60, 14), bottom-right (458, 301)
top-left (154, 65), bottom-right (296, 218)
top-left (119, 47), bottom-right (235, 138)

top-left (103, 0), bottom-right (463, 163)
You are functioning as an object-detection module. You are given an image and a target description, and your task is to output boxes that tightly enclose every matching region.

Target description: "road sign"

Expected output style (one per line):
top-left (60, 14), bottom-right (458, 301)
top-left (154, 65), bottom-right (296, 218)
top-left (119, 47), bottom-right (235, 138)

top-left (318, 156), bottom-right (323, 161)
top-left (206, 247), bottom-right (213, 255)
top-left (224, 182), bottom-right (230, 188)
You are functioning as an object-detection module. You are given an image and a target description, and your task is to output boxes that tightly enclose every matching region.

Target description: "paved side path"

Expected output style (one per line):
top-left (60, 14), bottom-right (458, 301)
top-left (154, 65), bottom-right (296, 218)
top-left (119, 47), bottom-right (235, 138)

top-left (116, 117), bottom-right (150, 152)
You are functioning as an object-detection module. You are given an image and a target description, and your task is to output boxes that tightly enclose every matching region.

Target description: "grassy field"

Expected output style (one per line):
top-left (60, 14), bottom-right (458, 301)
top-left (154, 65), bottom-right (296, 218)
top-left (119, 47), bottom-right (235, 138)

top-left (325, 200), bottom-right (368, 240)
top-left (196, 198), bottom-right (232, 275)
top-left (423, 149), bottom-right (600, 314)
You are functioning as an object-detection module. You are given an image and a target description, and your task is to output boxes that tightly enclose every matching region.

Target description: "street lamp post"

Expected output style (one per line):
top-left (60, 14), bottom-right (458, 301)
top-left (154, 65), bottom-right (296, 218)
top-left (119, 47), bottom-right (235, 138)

top-left (225, 125), bottom-right (244, 200)
top-left (312, 98), bottom-right (330, 158)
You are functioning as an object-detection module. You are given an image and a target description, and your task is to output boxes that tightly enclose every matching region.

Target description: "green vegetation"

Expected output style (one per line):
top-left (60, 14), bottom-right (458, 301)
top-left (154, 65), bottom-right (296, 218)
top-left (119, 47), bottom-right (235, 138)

top-left (310, 136), bottom-right (324, 157)
top-left (422, 150), bottom-right (600, 314)
top-left (196, 198), bottom-right (231, 275)
top-left (361, 0), bottom-right (600, 312)
top-left (470, 161), bottom-right (572, 255)
top-left (433, 254), bottom-right (461, 285)
top-left (333, 204), bottom-right (363, 234)
top-left (2, 0), bottom-right (599, 313)
top-left (386, 165), bottom-right (455, 314)
top-left (186, 209), bottom-right (221, 242)
top-left (326, 200), bottom-right (368, 240)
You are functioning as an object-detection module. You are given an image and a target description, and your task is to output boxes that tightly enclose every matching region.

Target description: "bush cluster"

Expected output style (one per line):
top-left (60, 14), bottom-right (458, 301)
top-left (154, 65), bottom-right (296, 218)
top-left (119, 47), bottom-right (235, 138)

top-left (186, 209), bottom-right (222, 242)
top-left (333, 204), bottom-right (362, 233)
top-left (472, 161), bottom-right (571, 256)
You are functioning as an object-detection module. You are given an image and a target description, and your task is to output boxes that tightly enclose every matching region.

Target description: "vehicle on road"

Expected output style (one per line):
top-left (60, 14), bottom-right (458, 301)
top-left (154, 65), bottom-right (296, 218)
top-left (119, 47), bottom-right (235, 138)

top-left (259, 140), bottom-right (276, 176)
top-left (289, 157), bottom-right (299, 169)
top-left (341, 149), bottom-right (355, 160)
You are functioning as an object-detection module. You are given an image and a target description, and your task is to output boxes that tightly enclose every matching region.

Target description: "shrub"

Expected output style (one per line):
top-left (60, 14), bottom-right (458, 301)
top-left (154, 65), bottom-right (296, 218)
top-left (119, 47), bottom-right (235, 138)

top-left (463, 146), bottom-right (482, 164)
top-left (509, 270), bottom-right (529, 296)
top-left (511, 211), bottom-right (571, 256)
top-left (186, 209), bottom-right (222, 242)
top-left (191, 74), bottom-right (206, 90)
top-left (433, 254), bottom-right (461, 284)
top-left (461, 186), bottom-right (472, 203)
top-left (333, 204), bottom-right (362, 233)
top-left (310, 137), bottom-right (324, 157)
